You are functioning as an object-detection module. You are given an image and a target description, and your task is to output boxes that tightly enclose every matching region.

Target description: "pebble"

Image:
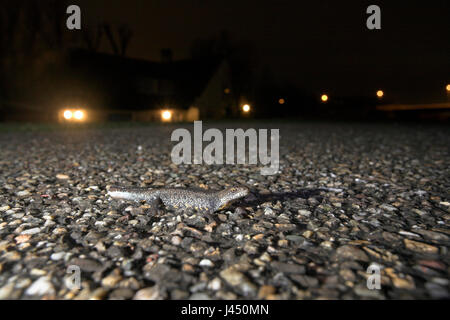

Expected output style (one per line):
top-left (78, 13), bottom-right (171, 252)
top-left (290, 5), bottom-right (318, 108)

top-left (70, 258), bottom-right (104, 272)
top-left (25, 277), bottom-right (55, 296)
top-left (20, 228), bottom-right (41, 235)
top-left (101, 269), bottom-right (122, 287)
top-left (404, 239), bottom-right (438, 254)
top-left (134, 286), bottom-right (162, 300)
top-left (220, 266), bottom-right (257, 296)
top-left (336, 245), bottom-right (369, 262)
top-left (171, 236), bottom-right (182, 245)
top-left (15, 234), bottom-right (31, 244)
top-left (109, 288), bottom-right (134, 300)
top-left (207, 278), bottom-right (222, 291)
top-left (0, 283), bottom-right (15, 299)
top-left (199, 259), bottom-right (214, 267)
top-left (320, 241), bottom-right (334, 249)
top-left (258, 285), bottom-right (276, 299)
top-left (189, 293), bottom-right (211, 300)
top-left (50, 252), bottom-right (66, 261)
top-left (271, 261), bottom-right (305, 274)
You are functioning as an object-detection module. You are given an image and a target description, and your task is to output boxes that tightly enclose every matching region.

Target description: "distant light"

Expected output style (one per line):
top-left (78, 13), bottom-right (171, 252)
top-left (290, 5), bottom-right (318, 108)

top-left (224, 88), bottom-right (230, 94)
top-left (161, 110), bottom-right (172, 121)
top-left (63, 110), bottom-right (73, 120)
top-left (242, 104), bottom-right (251, 113)
top-left (74, 110), bottom-right (84, 120)
top-left (377, 90), bottom-right (384, 98)
top-left (278, 98), bottom-right (285, 105)
top-left (446, 84), bottom-right (450, 92)
top-left (321, 94), bottom-right (328, 102)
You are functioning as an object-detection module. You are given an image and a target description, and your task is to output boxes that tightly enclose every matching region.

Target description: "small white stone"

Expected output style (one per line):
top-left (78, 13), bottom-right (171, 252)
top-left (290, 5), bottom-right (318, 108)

top-left (171, 236), bottom-right (182, 246)
top-left (44, 220), bottom-right (56, 227)
top-left (128, 220), bottom-right (139, 226)
top-left (133, 286), bottom-right (161, 300)
top-left (199, 259), bottom-right (214, 267)
top-left (20, 228), bottom-right (41, 235)
top-left (94, 221), bottom-right (107, 227)
top-left (298, 209), bottom-right (311, 217)
top-left (207, 278), bottom-right (221, 290)
top-left (0, 283), bottom-right (15, 299)
top-left (264, 207), bottom-right (275, 216)
top-left (25, 277), bottom-right (55, 296)
top-left (30, 269), bottom-right (47, 276)
top-left (51, 252), bottom-right (66, 261)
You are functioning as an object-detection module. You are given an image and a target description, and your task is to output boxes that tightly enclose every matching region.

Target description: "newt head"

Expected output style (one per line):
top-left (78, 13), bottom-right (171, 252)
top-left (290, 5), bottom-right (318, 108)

top-left (217, 186), bottom-right (250, 209)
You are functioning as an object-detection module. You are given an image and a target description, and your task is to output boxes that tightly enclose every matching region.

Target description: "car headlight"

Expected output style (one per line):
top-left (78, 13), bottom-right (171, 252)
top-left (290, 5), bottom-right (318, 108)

top-left (64, 110), bottom-right (73, 120)
top-left (74, 110), bottom-right (84, 120)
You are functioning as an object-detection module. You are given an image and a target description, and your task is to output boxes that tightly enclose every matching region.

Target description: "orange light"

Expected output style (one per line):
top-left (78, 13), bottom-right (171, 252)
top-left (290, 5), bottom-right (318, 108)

top-left (377, 90), bottom-right (384, 98)
top-left (161, 110), bottom-right (172, 121)
top-left (321, 94), bottom-right (328, 102)
top-left (278, 98), bottom-right (285, 105)
top-left (63, 110), bottom-right (73, 120)
top-left (242, 104), bottom-right (250, 113)
top-left (74, 110), bottom-right (84, 120)
top-left (446, 84), bottom-right (450, 92)
top-left (224, 88), bottom-right (230, 94)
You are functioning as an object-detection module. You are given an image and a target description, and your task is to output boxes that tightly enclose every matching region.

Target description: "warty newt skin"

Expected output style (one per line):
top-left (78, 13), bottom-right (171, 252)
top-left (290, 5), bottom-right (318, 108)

top-left (108, 186), bottom-right (250, 213)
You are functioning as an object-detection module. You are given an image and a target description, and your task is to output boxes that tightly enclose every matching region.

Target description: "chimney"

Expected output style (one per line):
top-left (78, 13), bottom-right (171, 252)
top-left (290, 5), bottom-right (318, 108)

top-left (161, 48), bottom-right (173, 63)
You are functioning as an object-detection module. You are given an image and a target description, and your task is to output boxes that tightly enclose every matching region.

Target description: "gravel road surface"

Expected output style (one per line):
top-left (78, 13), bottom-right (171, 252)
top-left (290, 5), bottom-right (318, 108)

top-left (0, 122), bottom-right (449, 299)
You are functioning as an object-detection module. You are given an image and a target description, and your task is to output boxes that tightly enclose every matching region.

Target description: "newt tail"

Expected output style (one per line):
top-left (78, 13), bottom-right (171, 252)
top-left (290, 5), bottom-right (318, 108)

top-left (108, 186), bottom-right (249, 213)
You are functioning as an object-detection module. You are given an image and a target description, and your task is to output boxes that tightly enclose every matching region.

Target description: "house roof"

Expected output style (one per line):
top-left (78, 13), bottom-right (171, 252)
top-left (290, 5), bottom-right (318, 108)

top-left (66, 49), bottom-right (224, 111)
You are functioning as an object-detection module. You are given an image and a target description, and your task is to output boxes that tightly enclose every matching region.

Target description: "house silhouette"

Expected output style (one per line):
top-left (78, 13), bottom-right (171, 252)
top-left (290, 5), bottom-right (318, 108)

top-left (59, 49), bottom-right (235, 122)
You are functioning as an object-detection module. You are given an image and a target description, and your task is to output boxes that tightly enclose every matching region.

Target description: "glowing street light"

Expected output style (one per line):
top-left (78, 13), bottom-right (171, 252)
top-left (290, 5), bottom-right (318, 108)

top-left (278, 98), bottom-right (285, 105)
top-left (242, 104), bottom-right (251, 113)
top-left (377, 90), bottom-right (384, 98)
top-left (446, 84), bottom-right (450, 92)
top-left (63, 110), bottom-right (73, 120)
top-left (161, 110), bottom-right (172, 121)
top-left (321, 94), bottom-right (328, 102)
top-left (74, 110), bottom-right (84, 120)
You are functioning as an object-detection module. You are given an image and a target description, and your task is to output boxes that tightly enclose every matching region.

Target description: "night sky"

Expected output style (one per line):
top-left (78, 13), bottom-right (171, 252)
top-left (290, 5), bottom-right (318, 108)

top-left (77, 0), bottom-right (449, 102)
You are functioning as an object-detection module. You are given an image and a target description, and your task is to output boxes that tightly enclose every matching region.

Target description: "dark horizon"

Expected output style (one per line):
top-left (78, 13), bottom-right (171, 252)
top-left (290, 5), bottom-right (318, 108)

top-left (77, 0), bottom-right (449, 102)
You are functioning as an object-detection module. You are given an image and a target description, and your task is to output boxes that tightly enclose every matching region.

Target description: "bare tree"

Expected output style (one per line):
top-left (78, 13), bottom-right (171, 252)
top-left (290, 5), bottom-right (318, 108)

top-left (103, 23), bottom-right (133, 56)
top-left (103, 23), bottom-right (119, 55)
top-left (118, 24), bottom-right (133, 56)
top-left (82, 24), bottom-right (104, 52)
